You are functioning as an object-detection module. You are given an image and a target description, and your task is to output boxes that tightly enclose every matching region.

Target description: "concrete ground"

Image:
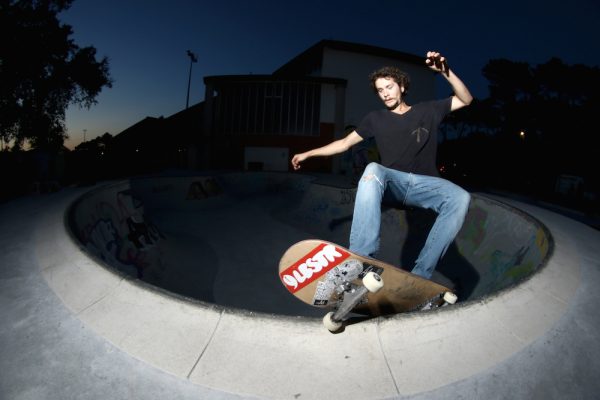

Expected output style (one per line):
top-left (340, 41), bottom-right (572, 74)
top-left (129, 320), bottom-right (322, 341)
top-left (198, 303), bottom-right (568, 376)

top-left (1, 180), bottom-right (599, 400)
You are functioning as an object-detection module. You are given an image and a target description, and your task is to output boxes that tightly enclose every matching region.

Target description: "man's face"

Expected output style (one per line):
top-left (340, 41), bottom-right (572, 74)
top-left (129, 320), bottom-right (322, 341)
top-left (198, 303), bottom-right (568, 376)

top-left (375, 77), bottom-right (403, 110)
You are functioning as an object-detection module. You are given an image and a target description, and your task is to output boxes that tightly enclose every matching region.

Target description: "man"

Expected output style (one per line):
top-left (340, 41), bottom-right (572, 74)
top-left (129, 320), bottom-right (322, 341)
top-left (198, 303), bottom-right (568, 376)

top-left (291, 51), bottom-right (473, 279)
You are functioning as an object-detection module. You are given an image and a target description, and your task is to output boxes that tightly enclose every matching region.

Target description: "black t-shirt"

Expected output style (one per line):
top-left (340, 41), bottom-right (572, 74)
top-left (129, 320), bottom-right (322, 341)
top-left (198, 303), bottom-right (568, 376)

top-left (356, 97), bottom-right (452, 177)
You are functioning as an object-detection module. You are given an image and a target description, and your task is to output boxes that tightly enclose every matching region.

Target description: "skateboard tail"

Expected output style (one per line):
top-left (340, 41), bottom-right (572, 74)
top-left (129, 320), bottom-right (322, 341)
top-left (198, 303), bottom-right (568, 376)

top-left (279, 242), bottom-right (351, 294)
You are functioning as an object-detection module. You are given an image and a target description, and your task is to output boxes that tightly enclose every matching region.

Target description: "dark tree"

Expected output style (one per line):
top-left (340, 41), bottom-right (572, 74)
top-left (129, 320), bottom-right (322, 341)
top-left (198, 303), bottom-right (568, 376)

top-left (0, 0), bottom-right (112, 150)
top-left (439, 56), bottom-right (599, 206)
top-left (482, 58), bottom-right (599, 187)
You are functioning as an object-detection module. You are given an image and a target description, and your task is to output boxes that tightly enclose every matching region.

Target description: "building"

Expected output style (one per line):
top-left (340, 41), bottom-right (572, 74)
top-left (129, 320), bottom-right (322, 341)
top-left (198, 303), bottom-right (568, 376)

top-left (114, 40), bottom-right (437, 175)
top-left (201, 40), bottom-right (436, 174)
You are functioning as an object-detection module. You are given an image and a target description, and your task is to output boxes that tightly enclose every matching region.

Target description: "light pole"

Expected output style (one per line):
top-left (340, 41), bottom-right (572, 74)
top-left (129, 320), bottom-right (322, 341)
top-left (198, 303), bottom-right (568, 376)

top-left (186, 50), bottom-right (198, 109)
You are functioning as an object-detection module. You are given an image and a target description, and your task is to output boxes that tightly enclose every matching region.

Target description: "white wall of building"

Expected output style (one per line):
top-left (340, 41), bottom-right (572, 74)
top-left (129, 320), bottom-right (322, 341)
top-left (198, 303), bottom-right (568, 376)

top-left (319, 82), bottom-right (337, 123)
top-left (321, 48), bottom-right (436, 135)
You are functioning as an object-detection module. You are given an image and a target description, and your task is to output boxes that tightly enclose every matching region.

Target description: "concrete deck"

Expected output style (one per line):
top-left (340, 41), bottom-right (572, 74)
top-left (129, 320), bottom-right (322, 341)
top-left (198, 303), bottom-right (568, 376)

top-left (1, 176), bottom-right (599, 399)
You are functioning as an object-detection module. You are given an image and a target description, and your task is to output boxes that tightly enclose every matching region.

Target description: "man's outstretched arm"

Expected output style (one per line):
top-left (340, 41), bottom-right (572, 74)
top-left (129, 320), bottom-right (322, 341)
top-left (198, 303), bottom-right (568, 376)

top-left (426, 51), bottom-right (473, 111)
top-left (291, 131), bottom-right (363, 170)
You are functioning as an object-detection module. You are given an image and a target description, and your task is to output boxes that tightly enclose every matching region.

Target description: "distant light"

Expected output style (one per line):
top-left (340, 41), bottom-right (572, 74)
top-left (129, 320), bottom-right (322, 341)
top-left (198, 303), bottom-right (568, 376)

top-left (520, 131), bottom-right (526, 139)
top-left (136, 148), bottom-right (139, 152)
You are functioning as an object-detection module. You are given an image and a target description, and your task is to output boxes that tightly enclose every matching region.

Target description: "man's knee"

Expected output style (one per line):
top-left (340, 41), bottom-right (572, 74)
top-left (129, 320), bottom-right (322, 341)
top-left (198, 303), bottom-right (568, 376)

top-left (454, 188), bottom-right (471, 216)
top-left (362, 162), bottom-right (382, 176)
top-left (458, 188), bottom-right (470, 206)
top-left (360, 163), bottom-right (384, 186)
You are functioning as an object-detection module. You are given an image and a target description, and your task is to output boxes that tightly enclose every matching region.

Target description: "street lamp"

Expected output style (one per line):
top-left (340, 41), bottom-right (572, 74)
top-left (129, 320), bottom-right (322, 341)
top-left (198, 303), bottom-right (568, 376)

top-left (186, 50), bottom-right (198, 109)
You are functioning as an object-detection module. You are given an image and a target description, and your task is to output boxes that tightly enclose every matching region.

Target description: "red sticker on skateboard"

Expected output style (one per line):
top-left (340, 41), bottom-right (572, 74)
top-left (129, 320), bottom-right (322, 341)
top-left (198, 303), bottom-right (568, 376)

top-left (279, 243), bottom-right (350, 293)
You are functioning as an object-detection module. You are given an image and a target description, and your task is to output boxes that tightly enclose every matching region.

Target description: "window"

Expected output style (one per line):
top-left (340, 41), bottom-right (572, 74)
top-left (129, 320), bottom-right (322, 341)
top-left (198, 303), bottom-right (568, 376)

top-left (213, 80), bottom-right (320, 136)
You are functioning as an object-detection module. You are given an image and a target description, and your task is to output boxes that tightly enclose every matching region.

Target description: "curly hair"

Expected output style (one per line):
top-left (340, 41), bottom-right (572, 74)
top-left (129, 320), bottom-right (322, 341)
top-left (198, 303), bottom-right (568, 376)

top-left (369, 66), bottom-right (410, 95)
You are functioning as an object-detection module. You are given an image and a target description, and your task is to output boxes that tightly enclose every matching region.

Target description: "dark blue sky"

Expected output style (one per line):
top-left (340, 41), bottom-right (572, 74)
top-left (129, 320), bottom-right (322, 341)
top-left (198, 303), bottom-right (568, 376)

top-left (61, 0), bottom-right (600, 148)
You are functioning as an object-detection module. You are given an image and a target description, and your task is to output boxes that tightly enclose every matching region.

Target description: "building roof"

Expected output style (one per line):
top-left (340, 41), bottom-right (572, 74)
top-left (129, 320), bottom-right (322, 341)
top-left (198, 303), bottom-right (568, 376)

top-left (203, 74), bottom-right (346, 85)
top-left (273, 39), bottom-right (424, 76)
top-left (113, 102), bottom-right (204, 148)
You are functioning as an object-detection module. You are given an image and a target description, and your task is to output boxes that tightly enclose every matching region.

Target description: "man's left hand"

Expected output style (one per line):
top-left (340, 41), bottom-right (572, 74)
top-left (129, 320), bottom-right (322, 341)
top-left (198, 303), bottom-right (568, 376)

top-left (425, 51), bottom-right (450, 77)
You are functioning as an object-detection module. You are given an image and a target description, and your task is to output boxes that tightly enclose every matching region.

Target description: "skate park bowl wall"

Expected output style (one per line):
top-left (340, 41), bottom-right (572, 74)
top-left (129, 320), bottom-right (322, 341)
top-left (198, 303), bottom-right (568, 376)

top-left (66, 172), bottom-right (553, 316)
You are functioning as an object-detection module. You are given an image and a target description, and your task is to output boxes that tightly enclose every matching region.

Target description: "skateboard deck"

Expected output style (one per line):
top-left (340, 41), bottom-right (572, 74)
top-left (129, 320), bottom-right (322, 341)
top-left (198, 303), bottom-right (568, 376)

top-left (278, 239), bottom-right (456, 331)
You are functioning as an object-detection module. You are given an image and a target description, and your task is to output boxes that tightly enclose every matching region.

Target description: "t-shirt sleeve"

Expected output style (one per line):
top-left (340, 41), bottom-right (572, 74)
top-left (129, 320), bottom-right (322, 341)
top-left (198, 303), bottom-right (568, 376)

top-left (433, 97), bottom-right (452, 123)
top-left (356, 112), bottom-right (375, 139)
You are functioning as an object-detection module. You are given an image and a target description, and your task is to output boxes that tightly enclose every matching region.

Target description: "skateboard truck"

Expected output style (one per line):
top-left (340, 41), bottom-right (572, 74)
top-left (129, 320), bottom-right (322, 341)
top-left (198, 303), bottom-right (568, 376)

top-left (325, 285), bottom-right (457, 332)
top-left (323, 265), bottom-right (384, 332)
top-left (414, 291), bottom-right (458, 311)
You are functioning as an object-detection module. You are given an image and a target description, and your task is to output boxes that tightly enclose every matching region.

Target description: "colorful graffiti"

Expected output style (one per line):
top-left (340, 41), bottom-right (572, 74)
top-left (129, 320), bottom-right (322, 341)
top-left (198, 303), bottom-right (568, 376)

top-left (75, 187), bottom-right (164, 279)
top-left (186, 177), bottom-right (222, 200)
top-left (461, 205), bottom-right (488, 249)
top-left (452, 199), bottom-right (551, 297)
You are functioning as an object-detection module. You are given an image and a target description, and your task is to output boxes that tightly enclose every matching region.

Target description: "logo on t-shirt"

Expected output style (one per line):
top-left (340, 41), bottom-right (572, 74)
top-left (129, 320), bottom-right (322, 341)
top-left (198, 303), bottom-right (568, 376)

top-left (410, 127), bottom-right (429, 143)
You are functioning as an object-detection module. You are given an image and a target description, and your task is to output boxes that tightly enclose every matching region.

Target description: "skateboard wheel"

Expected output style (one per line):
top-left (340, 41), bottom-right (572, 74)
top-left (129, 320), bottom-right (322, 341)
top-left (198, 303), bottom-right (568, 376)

top-left (443, 292), bottom-right (457, 304)
top-left (323, 311), bottom-right (343, 332)
top-left (362, 271), bottom-right (384, 293)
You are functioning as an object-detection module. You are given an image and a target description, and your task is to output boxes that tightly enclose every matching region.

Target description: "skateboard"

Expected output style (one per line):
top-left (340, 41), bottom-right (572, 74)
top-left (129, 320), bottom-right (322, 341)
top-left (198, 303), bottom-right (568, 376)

top-left (278, 239), bottom-right (457, 332)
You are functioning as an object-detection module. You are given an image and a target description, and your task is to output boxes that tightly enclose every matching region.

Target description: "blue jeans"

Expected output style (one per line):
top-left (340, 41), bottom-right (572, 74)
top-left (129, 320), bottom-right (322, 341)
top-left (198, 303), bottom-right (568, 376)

top-left (349, 163), bottom-right (470, 279)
